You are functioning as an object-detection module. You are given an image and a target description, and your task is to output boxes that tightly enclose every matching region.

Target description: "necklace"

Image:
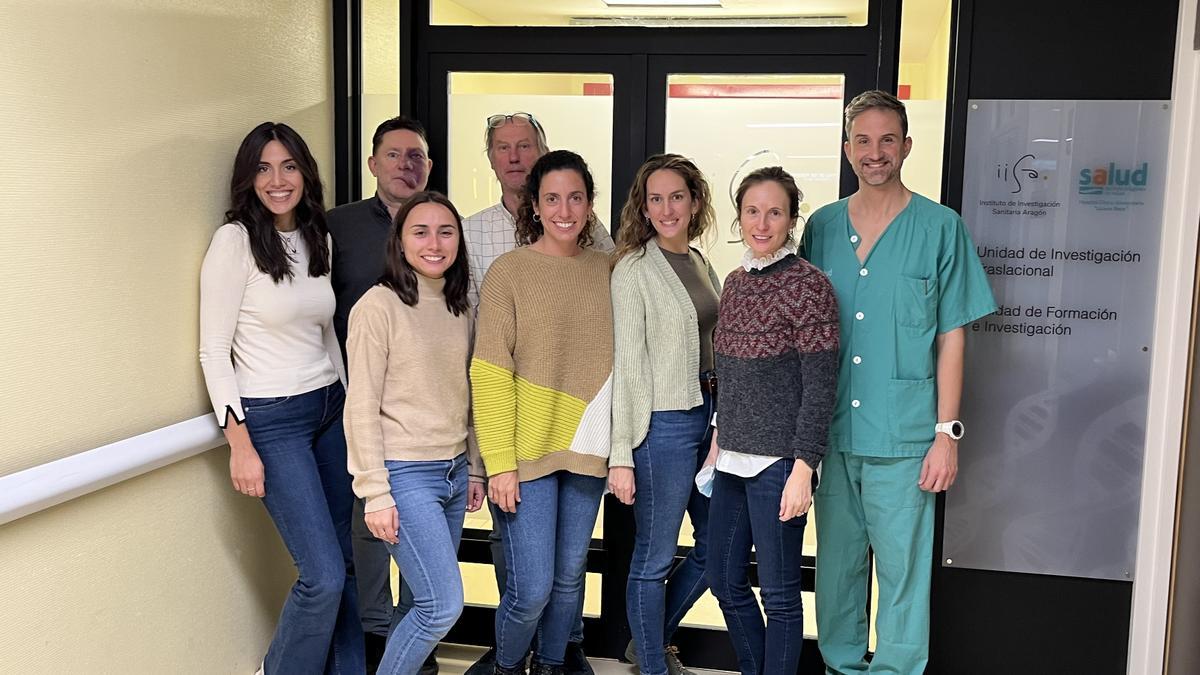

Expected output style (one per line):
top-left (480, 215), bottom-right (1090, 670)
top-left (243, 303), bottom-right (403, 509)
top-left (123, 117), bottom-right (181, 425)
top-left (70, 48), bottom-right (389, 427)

top-left (278, 229), bottom-right (299, 256)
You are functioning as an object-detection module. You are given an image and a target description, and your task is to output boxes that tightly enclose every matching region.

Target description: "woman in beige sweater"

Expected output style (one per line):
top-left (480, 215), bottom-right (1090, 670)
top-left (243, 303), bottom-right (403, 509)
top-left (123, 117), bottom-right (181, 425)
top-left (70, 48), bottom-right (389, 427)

top-left (344, 191), bottom-right (486, 675)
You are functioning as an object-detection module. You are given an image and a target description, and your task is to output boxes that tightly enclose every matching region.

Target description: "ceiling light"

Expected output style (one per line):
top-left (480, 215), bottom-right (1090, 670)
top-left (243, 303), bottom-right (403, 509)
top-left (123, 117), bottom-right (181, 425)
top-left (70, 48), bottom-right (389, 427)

top-left (602, 0), bottom-right (722, 6)
top-left (573, 15), bottom-right (852, 27)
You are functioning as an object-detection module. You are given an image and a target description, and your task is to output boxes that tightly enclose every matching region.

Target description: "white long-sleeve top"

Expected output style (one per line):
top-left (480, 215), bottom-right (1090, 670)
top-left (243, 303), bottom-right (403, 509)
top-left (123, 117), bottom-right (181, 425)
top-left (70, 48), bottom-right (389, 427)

top-left (199, 222), bottom-right (346, 427)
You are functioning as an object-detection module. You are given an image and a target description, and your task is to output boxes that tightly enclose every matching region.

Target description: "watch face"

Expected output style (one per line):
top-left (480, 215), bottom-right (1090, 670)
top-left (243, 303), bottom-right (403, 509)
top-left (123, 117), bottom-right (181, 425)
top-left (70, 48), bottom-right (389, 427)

top-left (951, 421), bottom-right (964, 438)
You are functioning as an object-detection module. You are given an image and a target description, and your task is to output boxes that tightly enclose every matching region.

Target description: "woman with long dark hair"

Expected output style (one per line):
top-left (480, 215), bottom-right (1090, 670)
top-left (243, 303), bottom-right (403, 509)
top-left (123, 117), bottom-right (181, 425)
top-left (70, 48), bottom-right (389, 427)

top-left (199, 122), bottom-right (362, 674)
top-left (344, 191), bottom-right (487, 674)
top-left (471, 150), bottom-right (614, 675)
top-left (610, 154), bottom-right (719, 675)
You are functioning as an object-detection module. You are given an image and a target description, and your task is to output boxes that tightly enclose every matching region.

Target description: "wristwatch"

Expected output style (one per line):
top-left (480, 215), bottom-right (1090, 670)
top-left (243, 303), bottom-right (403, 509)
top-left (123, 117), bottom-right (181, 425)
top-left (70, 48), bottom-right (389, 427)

top-left (935, 420), bottom-right (964, 440)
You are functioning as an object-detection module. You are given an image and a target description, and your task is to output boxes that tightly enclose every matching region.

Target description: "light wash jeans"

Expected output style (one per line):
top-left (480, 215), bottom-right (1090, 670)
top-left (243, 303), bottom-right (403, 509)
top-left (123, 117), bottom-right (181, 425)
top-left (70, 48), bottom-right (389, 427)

top-left (243, 382), bottom-right (364, 675)
top-left (376, 454), bottom-right (470, 674)
top-left (494, 471), bottom-right (605, 669)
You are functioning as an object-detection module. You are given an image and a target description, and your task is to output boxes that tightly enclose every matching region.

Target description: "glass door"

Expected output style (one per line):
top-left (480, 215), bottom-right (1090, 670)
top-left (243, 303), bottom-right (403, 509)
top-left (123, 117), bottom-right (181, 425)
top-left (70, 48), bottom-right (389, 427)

top-left (421, 35), bottom-right (890, 675)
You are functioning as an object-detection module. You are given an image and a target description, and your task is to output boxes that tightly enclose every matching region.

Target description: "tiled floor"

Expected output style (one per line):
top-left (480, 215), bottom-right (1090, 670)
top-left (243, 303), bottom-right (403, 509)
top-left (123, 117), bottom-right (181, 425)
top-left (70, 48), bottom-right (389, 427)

top-left (434, 643), bottom-right (733, 675)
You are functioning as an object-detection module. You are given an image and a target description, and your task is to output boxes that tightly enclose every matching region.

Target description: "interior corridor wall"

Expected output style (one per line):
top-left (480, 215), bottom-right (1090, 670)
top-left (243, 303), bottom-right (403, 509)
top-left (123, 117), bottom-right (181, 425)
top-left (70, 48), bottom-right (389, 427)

top-left (0, 0), bottom-right (333, 671)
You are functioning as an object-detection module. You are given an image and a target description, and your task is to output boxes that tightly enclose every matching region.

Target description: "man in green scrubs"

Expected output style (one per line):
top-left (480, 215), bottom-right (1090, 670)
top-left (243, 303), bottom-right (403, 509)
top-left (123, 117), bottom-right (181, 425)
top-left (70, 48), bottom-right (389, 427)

top-left (804, 90), bottom-right (996, 674)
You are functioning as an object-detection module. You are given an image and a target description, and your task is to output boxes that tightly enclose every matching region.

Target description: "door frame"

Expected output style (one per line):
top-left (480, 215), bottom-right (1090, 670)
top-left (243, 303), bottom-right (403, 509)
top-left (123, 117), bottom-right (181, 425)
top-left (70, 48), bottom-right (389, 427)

top-left (380, 1), bottom-right (904, 670)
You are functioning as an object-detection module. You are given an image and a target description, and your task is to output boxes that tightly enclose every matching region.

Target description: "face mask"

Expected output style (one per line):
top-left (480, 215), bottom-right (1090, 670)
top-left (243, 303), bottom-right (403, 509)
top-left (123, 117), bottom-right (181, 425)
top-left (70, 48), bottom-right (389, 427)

top-left (694, 464), bottom-right (715, 498)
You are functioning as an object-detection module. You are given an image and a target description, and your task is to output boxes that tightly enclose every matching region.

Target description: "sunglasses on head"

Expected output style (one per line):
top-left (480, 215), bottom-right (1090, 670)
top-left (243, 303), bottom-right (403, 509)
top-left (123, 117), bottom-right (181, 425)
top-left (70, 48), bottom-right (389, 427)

top-left (486, 112), bottom-right (542, 130)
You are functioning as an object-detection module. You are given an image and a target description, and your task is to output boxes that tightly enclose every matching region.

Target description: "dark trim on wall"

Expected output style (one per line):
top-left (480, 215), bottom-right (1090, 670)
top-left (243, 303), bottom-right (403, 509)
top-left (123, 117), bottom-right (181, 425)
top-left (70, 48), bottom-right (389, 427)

top-left (940, 0), bottom-right (973, 212)
top-left (332, 0), bottom-right (362, 205)
top-left (874, 0), bottom-right (902, 91)
top-left (930, 1), bottom-right (1178, 672)
top-left (398, 0), bottom-right (417, 117)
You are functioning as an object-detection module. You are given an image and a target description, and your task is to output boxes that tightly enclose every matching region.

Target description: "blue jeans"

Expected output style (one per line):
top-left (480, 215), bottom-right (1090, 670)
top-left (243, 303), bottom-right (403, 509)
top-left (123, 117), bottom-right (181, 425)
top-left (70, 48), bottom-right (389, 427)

top-left (489, 500), bottom-right (586, 644)
top-left (377, 455), bottom-right (470, 674)
top-left (242, 382), bottom-right (364, 675)
top-left (352, 498), bottom-right (415, 637)
top-left (627, 390), bottom-right (714, 675)
top-left (707, 460), bottom-right (807, 675)
top-left (494, 471), bottom-right (605, 668)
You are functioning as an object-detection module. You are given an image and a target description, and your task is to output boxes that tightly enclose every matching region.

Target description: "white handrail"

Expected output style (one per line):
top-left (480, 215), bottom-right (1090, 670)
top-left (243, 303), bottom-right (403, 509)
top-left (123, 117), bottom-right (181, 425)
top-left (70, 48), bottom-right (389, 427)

top-left (0, 414), bottom-right (224, 527)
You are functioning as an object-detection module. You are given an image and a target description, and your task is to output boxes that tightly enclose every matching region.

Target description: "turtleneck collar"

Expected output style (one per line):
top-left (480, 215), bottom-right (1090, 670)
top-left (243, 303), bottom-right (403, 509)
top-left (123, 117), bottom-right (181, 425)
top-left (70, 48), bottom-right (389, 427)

top-left (415, 271), bottom-right (446, 296)
top-left (741, 242), bottom-right (797, 272)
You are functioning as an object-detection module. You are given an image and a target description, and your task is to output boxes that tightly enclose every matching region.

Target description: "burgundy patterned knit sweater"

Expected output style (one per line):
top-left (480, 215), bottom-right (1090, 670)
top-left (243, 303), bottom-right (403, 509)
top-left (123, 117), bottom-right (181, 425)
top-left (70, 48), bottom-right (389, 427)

top-left (714, 254), bottom-right (840, 470)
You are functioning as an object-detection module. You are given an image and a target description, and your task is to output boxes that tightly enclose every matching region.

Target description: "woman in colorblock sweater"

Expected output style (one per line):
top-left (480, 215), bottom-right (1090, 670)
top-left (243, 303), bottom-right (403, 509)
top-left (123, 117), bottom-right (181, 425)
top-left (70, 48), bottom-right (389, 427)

top-left (344, 191), bottom-right (487, 675)
top-left (471, 150), bottom-right (614, 675)
top-left (706, 167), bottom-right (840, 675)
top-left (198, 122), bottom-right (362, 675)
top-left (609, 154), bottom-right (720, 675)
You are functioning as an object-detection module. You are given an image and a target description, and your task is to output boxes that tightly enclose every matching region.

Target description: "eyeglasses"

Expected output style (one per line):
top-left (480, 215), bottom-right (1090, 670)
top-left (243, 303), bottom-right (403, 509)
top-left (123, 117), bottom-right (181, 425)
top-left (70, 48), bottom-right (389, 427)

top-left (486, 112), bottom-right (542, 130)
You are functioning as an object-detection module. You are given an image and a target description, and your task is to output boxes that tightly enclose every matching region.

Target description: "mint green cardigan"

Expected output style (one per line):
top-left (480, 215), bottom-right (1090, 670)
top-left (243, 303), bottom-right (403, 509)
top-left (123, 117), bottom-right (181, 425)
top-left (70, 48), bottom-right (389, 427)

top-left (610, 238), bottom-right (722, 467)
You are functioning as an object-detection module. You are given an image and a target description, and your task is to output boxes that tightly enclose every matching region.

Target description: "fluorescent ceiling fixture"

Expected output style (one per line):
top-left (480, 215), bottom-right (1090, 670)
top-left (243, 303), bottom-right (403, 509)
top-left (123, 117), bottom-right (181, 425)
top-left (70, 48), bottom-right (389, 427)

top-left (603, 0), bottom-right (721, 5)
top-left (746, 122), bottom-right (838, 128)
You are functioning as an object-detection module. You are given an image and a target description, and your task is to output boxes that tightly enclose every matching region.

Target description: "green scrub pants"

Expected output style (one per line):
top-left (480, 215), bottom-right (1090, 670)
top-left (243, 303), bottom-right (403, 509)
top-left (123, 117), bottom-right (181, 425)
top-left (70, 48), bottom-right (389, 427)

top-left (814, 451), bottom-right (933, 675)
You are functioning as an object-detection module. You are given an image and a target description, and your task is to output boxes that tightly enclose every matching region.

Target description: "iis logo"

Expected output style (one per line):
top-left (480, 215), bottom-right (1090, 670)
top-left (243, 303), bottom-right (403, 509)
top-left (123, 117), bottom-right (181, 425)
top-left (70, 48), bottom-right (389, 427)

top-left (995, 154), bottom-right (1038, 194)
top-left (1078, 162), bottom-right (1148, 195)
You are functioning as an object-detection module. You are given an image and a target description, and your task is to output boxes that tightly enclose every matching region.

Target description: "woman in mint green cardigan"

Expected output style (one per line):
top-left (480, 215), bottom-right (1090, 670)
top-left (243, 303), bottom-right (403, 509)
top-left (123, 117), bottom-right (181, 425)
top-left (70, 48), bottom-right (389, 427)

top-left (609, 154), bottom-right (720, 675)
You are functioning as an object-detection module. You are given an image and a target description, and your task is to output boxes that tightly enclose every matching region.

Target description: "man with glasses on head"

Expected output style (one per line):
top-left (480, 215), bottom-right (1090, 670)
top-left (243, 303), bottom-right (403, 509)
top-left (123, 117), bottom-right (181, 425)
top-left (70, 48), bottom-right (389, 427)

top-left (326, 115), bottom-right (437, 675)
top-left (462, 112), bottom-right (613, 675)
top-left (464, 112), bottom-right (614, 308)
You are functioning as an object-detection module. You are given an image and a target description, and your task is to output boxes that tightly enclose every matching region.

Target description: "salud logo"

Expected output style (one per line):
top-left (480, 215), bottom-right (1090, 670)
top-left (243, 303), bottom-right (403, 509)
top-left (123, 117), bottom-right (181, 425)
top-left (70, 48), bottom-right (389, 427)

top-left (1078, 162), bottom-right (1149, 195)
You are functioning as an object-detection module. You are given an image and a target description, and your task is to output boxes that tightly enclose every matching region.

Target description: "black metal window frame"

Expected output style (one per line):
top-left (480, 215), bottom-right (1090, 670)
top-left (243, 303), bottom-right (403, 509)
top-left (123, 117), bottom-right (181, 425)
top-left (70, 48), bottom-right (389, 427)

top-left (333, 1), bottom-right (904, 670)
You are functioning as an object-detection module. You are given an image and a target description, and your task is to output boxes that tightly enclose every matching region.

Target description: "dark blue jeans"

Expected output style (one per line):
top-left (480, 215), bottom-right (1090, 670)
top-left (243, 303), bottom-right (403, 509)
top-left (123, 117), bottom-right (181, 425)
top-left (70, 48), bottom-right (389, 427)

top-left (488, 500), bottom-right (586, 644)
top-left (627, 390), bottom-right (714, 675)
top-left (707, 459), bottom-right (807, 675)
top-left (243, 382), bottom-right (364, 675)
top-left (494, 471), bottom-right (605, 669)
top-left (378, 455), bottom-right (470, 674)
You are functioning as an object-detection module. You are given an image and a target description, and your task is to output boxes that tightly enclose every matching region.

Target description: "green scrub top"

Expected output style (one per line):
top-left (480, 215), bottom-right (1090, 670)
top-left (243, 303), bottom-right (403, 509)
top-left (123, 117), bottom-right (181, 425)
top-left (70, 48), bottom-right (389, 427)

top-left (803, 193), bottom-right (996, 457)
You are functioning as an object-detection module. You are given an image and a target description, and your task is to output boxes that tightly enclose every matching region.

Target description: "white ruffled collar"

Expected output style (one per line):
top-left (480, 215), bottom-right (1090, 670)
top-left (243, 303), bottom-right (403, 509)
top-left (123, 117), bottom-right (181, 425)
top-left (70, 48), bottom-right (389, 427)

top-left (740, 243), bottom-right (797, 272)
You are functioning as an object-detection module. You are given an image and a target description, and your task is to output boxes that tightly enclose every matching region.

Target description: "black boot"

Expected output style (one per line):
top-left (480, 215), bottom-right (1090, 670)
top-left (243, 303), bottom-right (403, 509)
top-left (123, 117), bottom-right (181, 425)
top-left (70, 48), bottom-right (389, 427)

top-left (563, 642), bottom-right (593, 675)
top-left (492, 657), bottom-right (527, 675)
top-left (364, 633), bottom-right (387, 675)
top-left (419, 646), bottom-right (440, 675)
top-left (467, 647), bottom-right (498, 675)
top-left (528, 661), bottom-right (565, 675)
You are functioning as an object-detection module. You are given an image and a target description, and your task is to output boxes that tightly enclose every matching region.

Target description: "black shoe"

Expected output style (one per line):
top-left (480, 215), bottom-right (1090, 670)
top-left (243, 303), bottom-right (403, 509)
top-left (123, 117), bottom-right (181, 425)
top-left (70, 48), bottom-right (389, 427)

top-left (467, 647), bottom-right (499, 675)
top-left (563, 642), bottom-right (593, 675)
top-left (419, 646), bottom-right (440, 675)
top-left (364, 633), bottom-right (387, 675)
top-left (491, 654), bottom-right (527, 675)
top-left (528, 661), bottom-right (566, 675)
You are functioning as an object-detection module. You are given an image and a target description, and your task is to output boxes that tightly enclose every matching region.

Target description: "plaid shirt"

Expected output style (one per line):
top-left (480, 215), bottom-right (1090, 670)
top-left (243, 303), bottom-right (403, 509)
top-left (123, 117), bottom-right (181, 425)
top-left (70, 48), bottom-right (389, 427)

top-left (463, 201), bottom-right (615, 309)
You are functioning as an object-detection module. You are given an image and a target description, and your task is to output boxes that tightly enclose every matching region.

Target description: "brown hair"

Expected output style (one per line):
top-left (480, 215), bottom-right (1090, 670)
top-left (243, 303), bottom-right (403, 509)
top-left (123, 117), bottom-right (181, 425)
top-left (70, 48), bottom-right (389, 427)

top-left (379, 191), bottom-right (470, 316)
top-left (225, 122), bottom-right (330, 283)
top-left (514, 150), bottom-right (597, 248)
top-left (732, 166), bottom-right (803, 244)
top-left (615, 154), bottom-right (715, 261)
top-left (843, 89), bottom-right (908, 139)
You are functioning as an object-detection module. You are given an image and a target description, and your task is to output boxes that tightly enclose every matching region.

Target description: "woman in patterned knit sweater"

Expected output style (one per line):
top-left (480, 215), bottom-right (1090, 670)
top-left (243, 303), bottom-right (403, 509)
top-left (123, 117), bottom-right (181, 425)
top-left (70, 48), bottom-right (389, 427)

top-left (609, 154), bottom-right (720, 675)
top-left (705, 167), bottom-right (840, 675)
top-left (471, 150), bottom-right (614, 675)
top-left (344, 191), bottom-right (487, 674)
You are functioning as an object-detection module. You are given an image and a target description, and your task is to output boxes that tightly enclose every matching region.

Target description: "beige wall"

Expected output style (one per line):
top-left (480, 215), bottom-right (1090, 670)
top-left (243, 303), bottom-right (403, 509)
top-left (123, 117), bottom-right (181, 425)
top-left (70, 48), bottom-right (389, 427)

top-left (0, 0), bottom-right (332, 671)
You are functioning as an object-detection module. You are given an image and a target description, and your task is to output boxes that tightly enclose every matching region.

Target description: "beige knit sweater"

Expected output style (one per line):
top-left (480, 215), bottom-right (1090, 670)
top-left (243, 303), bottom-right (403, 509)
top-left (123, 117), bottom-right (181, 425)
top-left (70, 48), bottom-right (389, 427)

top-left (471, 247), bottom-right (614, 482)
top-left (344, 275), bottom-right (483, 513)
